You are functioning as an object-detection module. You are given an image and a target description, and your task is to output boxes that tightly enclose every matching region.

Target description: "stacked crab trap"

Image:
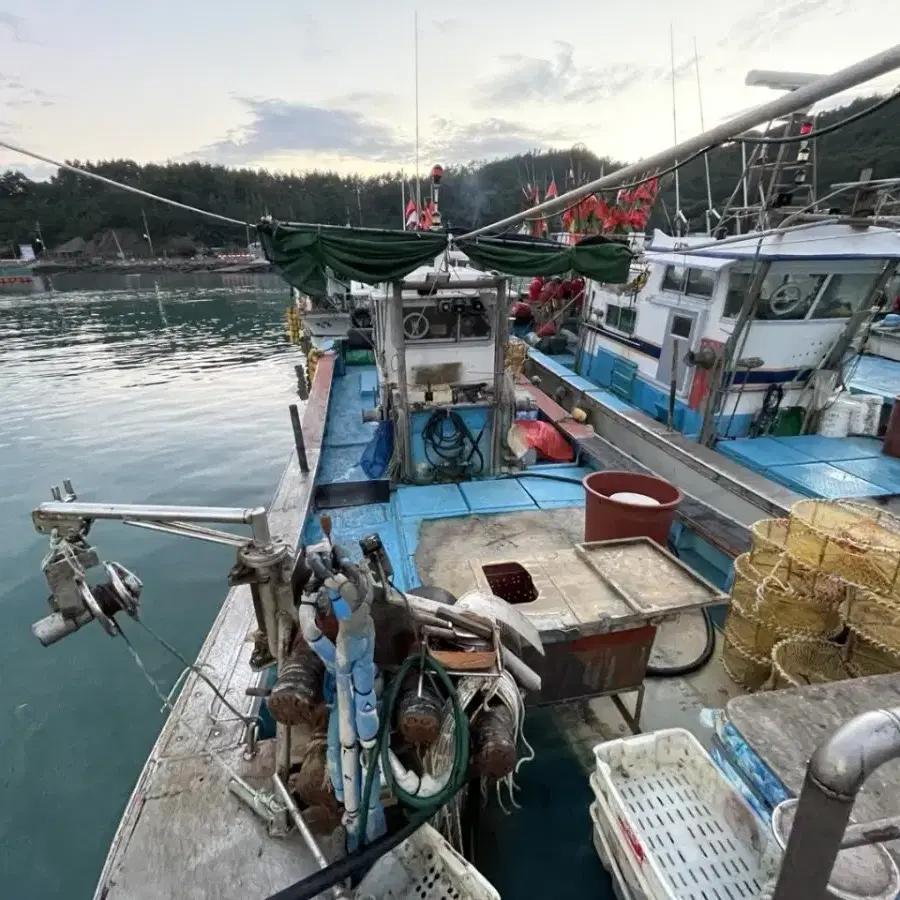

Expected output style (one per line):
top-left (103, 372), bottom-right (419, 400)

top-left (721, 499), bottom-right (900, 692)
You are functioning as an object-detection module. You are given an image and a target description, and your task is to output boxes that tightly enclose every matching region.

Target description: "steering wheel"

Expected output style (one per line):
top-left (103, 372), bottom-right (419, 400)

top-left (403, 311), bottom-right (430, 340)
top-left (768, 283), bottom-right (804, 317)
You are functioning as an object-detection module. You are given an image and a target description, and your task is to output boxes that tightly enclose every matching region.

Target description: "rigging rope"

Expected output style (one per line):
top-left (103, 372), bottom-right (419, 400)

top-left (0, 137), bottom-right (249, 227)
top-left (736, 90), bottom-right (900, 144)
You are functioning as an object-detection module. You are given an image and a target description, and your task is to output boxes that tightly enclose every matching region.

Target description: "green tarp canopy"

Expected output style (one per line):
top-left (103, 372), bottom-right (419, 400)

top-left (258, 222), bottom-right (633, 296)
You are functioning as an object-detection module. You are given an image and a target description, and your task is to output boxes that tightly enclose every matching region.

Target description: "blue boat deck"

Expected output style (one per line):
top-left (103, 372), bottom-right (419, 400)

top-left (718, 434), bottom-right (900, 499)
top-left (305, 364), bottom-right (592, 589)
top-left (848, 354), bottom-right (900, 405)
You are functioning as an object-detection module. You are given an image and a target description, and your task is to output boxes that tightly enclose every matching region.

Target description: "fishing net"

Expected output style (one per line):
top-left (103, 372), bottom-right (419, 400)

top-left (723, 594), bottom-right (784, 658)
top-left (504, 338), bottom-right (527, 377)
top-left (843, 630), bottom-right (900, 678)
top-left (784, 500), bottom-right (900, 599)
top-left (722, 631), bottom-right (771, 691)
top-left (769, 638), bottom-right (856, 691)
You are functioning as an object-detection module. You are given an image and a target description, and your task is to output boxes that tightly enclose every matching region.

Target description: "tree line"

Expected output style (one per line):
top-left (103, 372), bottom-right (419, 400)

top-left (1, 95), bottom-right (897, 256)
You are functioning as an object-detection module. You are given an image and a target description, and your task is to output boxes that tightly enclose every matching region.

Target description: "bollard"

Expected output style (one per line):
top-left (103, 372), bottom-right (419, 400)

top-left (289, 404), bottom-right (309, 473)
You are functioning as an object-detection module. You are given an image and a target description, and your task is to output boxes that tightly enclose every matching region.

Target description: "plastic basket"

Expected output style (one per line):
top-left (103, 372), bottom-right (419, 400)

top-left (589, 797), bottom-right (645, 900)
top-left (786, 500), bottom-right (900, 598)
top-left (722, 631), bottom-right (772, 691)
top-left (769, 638), bottom-right (856, 691)
top-left (353, 823), bottom-right (500, 900)
top-left (592, 728), bottom-right (781, 900)
top-left (845, 630), bottom-right (900, 678)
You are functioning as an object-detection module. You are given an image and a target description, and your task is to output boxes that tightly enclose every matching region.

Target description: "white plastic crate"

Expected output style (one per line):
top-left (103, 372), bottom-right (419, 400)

top-left (590, 796), bottom-right (647, 900)
top-left (592, 728), bottom-right (781, 900)
top-left (354, 823), bottom-right (500, 900)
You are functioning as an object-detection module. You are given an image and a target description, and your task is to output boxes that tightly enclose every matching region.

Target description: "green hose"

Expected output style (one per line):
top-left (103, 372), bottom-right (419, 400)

top-left (358, 649), bottom-right (470, 844)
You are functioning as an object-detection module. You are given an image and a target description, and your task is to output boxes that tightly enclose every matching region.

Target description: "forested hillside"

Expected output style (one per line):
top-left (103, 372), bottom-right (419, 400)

top-left (0, 95), bottom-right (897, 255)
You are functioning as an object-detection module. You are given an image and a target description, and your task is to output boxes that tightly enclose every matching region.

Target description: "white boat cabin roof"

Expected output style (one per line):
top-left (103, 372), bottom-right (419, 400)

top-left (647, 223), bottom-right (900, 265)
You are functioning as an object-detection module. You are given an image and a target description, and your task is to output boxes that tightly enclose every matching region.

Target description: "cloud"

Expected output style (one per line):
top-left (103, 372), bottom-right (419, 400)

top-left (425, 117), bottom-right (570, 163)
top-left (432, 17), bottom-right (461, 33)
top-left (476, 42), bottom-right (696, 108)
top-left (194, 98), bottom-right (569, 168)
top-left (0, 74), bottom-right (55, 108)
top-left (196, 98), bottom-right (412, 165)
top-left (722, 0), bottom-right (853, 53)
top-left (0, 10), bottom-right (25, 40)
top-left (333, 90), bottom-right (401, 112)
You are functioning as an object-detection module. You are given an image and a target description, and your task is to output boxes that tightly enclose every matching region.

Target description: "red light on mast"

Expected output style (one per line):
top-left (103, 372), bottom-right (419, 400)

top-left (799, 121), bottom-right (814, 136)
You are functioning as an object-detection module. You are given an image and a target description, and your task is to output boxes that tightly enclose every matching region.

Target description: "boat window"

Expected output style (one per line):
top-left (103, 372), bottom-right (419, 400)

top-left (661, 265), bottom-right (686, 292)
top-left (402, 298), bottom-right (492, 343)
top-left (809, 273), bottom-right (879, 319)
top-left (606, 302), bottom-right (637, 335)
top-left (685, 268), bottom-right (715, 298)
top-left (724, 271), bottom-right (826, 320)
top-left (671, 315), bottom-right (692, 339)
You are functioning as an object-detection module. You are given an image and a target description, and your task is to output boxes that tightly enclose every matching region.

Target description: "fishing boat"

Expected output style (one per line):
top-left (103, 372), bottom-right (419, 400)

top-left (20, 43), bottom-right (900, 900)
top-left (0, 257), bottom-right (42, 293)
top-left (521, 68), bottom-right (900, 521)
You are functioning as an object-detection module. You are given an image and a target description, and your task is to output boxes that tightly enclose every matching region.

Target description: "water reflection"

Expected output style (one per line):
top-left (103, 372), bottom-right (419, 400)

top-left (0, 274), bottom-right (302, 900)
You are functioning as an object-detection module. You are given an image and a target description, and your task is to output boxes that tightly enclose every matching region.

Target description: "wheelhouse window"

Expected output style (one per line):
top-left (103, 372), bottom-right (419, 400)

top-left (810, 273), bottom-right (879, 319)
top-left (724, 270), bottom-right (827, 320)
top-left (605, 302), bottom-right (637, 335)
top-left (685, 268), bottom-right (715, 298)
top-left (661, 265), bottom-right (686, 293)
top-left (661, 264), bottom-right (715, 298)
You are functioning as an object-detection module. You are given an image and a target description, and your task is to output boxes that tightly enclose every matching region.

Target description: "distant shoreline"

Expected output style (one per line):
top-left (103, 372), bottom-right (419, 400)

top-left (33, 259), bottom-right (276, 276)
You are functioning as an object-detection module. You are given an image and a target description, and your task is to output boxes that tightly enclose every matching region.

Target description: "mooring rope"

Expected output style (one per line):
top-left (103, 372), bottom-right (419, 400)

top-left (0, 137), bottom-right (249, 227)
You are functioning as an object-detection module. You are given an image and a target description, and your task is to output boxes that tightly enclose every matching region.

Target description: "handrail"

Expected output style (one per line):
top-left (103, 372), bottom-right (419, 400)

top-left (771, 706), bottom-right (900, 899)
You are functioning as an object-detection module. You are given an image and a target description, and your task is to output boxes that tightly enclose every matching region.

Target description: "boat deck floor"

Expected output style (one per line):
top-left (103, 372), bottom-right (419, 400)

top-left (412, 507), bottom-right (741, 898)
top-left (719, 434), bottom-right (900, 498)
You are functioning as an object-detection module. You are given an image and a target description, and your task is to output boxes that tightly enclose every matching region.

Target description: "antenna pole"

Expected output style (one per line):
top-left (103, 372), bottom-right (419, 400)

top-left (670, 23), bottom-right (682, 235)
top-left (401, 178), bottom-right (406, 230)
top-left (460, 41), bottom-right (900, 239)
top-left (694, 37), bottom-right (715, 234)
top-left (414, 11), bottom-right (422, 214)
top-left (141, 208), bottom-right (154, 257)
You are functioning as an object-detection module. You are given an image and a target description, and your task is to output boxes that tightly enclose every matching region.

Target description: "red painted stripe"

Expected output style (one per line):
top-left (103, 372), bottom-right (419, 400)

top-left (302, 353), bottom-right (335, 450)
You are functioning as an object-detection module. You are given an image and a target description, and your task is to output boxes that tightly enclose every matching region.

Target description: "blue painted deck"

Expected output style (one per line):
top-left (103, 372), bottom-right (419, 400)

top-left (718, 434), bottom-right (897, 499)
top-left (848, 354), bottom-right (900, 405)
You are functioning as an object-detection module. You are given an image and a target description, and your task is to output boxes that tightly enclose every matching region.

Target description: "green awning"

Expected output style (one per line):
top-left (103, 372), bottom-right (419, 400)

top-left (461, 234), bottom-right (632, 283)
top-left (258, 222), bottom-right (633, 296)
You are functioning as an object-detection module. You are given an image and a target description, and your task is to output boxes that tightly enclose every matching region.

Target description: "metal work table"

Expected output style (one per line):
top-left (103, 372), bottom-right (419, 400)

top-left (726, 673), bottom-right (900, 870)
top-left (416, 508), bottom-right (727, 730)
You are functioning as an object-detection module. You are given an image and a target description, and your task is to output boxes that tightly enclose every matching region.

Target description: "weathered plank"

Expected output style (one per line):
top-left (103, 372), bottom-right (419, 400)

top-left (727, 674), bottom-right (900, 867)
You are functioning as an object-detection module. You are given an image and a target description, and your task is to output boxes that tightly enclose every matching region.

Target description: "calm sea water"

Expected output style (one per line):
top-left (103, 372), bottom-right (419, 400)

top-left (0, 273), bottom-right (300, 899)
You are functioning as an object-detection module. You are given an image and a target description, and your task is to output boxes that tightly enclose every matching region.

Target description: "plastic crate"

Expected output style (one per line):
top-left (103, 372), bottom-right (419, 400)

top-left (353, 823), bottom-right (500, 900)
top-left (592, 728), bottom-right (781, 900)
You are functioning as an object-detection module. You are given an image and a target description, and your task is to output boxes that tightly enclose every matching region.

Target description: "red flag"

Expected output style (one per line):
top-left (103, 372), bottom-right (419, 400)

top-left (546, 179), bottom-right (558, 199)
top-left (404, 199), bottom-right (418, 229)
top-left (419, 201), bottom-right (435, 230)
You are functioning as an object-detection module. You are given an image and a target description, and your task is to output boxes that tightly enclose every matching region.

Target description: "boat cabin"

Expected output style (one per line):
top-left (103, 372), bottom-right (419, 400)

top-left (581, 223), bottom-right (900, 438)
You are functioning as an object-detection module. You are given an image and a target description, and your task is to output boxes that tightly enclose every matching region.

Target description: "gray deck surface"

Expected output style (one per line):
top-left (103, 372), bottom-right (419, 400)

top-left (728, 674), bottom-right (900, 869)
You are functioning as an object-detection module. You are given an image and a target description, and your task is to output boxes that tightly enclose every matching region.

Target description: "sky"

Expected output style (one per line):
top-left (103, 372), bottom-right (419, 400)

top-left (1, 0), bottom-right (899, 181)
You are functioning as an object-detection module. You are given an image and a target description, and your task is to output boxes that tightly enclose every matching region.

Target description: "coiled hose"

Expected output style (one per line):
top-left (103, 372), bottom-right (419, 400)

top-left (265, 650), bottom-right (470, 900)
top-left (422, 409), bottom-right (485, 476)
